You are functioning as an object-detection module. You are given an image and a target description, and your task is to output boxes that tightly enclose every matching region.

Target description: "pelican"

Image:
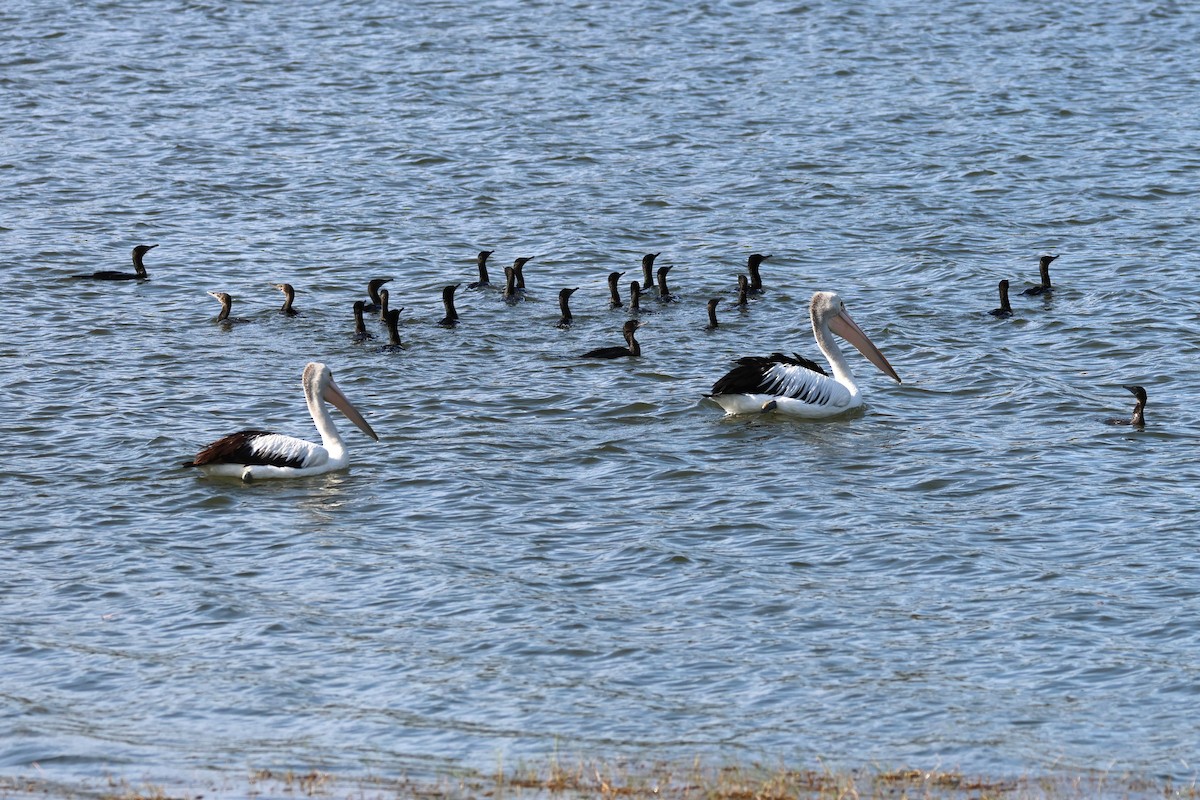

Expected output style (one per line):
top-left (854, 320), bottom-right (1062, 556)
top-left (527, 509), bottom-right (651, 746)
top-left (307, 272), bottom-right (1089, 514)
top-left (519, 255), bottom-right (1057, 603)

top-left (74, 244), bottom-right (157, 281)
top-left (708, 291), bottom-right (901, 417)
top-left (184, 362), bottom-right (379, 481)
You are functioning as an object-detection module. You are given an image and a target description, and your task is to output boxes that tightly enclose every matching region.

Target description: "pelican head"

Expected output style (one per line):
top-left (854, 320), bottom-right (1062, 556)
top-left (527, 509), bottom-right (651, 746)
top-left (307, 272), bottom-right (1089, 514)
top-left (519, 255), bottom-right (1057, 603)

top-left (811, 291), bottom-right (901, 384)
top-left (303, 362), bottom-right (379, 441)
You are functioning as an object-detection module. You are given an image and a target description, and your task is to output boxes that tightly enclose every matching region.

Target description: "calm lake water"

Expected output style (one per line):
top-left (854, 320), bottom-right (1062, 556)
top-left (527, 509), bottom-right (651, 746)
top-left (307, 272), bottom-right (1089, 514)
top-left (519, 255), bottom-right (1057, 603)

top-left (3, 0), bottom-right (1200, 790)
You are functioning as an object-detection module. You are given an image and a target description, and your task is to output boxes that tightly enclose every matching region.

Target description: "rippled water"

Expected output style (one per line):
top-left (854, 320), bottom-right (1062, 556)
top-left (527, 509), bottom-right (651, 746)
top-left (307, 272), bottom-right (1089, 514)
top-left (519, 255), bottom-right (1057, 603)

top-left (4, 0), bottom-right (1200, 789)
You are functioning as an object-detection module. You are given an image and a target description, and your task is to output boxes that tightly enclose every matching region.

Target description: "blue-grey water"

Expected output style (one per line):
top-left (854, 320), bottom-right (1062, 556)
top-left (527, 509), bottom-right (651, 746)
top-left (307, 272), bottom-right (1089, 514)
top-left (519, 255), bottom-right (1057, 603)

top-left (3, 0), bottom-right (1200, 791)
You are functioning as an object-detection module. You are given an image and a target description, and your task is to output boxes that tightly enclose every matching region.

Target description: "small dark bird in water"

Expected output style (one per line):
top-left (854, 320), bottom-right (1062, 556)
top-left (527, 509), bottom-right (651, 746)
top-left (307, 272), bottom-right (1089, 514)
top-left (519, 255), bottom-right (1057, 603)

top-left (207, 291), bottom-right (250, 325)
top-left (607, 271), bottom-right (625, 308)
top-left (990, 279), bottom-right (1013, 317)
top-left (274, 283), bottom-right (299, 316)
top-left (353, 300), bottom-right (373, 341)
top-left (1106, 385), bottom-right (1146, 428)
top-left (705, 298), bottom-right (721, 330)
top-left (468, 249), bottom-right (495, 289)
top-left (364, 277), bottom-right (393, 312)
top-left (746, 253), bottom-right (770, 294)
top-left (656, 265), bottom-right (676, 303)
top-left (581, 319), bottom-right (643, 359)
top-left (640, 252), bottom-right (660, 291)
top-left (512, 257), bottom-right (532, 292)
top-left (377, 288), bottom-right (391, 322)
top-left (502, 266), bottom-right (520, 304)
top-left (381, 308), bottom-right (404, 351)
top-left (74, 244), bottom-right (157, 281)
top-left (555, 287), bottom-right (578, 328)
top-left (439, 284), bottom-right (460, 327)
top-left (1022, 254), bottom-right (1059, 296)
top-left (736, 274), bottom-right (749, 307)
top-left (629, 280), bottom-right (642, 312)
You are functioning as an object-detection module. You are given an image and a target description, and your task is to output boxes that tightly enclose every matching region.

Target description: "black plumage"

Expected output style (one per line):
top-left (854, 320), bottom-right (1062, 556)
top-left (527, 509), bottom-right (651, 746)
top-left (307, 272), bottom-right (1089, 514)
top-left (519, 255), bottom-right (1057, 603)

top-left (990, 279), bottom-right (1013, 317)
top-left (710, 353), bottom-right (829, 396)
top-left (184, 430), bottom-right (307, 470)
top-left (468, 249), bottom-right (495, 289)
top-left (581, 319), bottom-right (642, 359)
top-left (74, 244), bottom-right (157, 281)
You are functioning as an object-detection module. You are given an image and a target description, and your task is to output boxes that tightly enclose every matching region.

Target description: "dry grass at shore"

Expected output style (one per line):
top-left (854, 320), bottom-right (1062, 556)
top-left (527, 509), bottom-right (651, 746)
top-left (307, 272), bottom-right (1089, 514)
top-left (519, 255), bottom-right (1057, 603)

top-left (2, 759), bottom-right (1197, 800)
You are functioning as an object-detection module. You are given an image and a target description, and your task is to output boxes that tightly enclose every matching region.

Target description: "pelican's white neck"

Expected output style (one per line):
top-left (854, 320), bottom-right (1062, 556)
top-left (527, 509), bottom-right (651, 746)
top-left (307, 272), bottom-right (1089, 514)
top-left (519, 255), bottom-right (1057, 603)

top-left (813, 313), bottom-right (858, 389)
top-left (304, 373), bottom-right (347, 459)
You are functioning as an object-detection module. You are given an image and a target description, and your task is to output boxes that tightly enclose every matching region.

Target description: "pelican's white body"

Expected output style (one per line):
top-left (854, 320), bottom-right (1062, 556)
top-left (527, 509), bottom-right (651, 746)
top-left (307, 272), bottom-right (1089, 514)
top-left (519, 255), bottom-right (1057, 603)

top-left (192, 362), bottom-right (378, 481)
top-left (709, 291), bottom-right (899, 419)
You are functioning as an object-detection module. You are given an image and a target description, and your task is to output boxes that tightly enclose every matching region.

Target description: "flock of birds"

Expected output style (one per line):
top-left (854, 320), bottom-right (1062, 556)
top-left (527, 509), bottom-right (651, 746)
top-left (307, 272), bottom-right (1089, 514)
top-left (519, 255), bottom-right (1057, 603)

top-left (71, 245), bottom-right (1146, 481)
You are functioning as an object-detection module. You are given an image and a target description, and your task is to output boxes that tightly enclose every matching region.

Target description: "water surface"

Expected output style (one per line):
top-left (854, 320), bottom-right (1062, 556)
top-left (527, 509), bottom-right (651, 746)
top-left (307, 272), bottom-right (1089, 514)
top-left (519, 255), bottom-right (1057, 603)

top-left (3, 0), bottom-right (1200, 788)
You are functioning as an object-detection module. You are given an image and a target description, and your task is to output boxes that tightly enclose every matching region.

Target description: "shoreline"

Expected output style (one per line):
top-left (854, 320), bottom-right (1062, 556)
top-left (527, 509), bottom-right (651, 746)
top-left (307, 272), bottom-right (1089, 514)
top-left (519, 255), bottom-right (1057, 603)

top-left (3, 759), bottom-right (1197, 800)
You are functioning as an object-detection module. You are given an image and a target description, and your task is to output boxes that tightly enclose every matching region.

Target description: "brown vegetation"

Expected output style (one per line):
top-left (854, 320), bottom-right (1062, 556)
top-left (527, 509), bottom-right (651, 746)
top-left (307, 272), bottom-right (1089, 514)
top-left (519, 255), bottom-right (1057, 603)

top-left (0, 759), bottom-right (1196, 800)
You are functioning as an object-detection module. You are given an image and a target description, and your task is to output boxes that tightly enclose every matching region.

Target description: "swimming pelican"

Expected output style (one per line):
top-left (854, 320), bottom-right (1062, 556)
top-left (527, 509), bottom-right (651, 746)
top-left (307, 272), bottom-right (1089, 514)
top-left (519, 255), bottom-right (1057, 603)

top-left (1022, 254), bottom-right (1058, 296)
top-left (74, 244), bottom-right (157, 281)
top-left (184, 362), bottom-right (379, 481)
top-left (989, 279), bottom-right (1013, 318)
top-left (708, 291), bottom-right (901, 417)
top-left (274, 283), bottom-right (299, 316)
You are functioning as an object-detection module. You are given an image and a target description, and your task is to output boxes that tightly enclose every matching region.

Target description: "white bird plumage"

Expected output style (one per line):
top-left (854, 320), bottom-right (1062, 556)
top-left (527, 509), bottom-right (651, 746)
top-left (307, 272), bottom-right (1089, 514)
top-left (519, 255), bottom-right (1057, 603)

top-left (185, 362), bottom-right (379, 480)
top-left (708, 291), bottom-right (901, 418)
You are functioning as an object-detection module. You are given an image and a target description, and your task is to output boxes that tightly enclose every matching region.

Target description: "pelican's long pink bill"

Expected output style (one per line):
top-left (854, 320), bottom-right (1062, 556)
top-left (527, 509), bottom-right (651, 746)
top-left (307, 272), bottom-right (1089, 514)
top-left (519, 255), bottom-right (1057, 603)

top-left (326, 379), bottom-right (380, 441)
top-left (828, 309), bottom-right (901, 384)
